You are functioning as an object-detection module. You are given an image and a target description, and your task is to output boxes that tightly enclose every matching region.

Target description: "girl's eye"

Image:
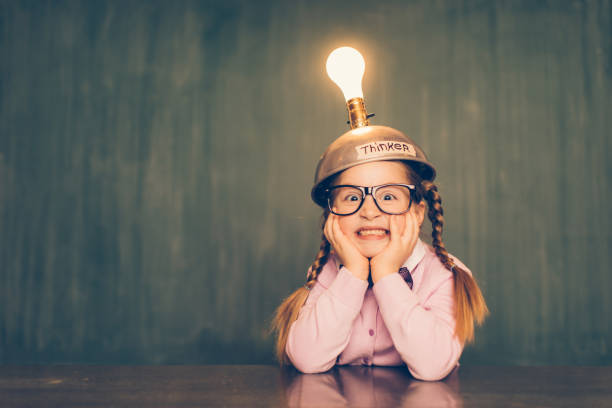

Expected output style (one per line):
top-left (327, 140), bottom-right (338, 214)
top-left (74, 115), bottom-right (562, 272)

top-left (345, 194), bottom-right (360, 202)
top-left (382, 193), bottom-right (396, 201)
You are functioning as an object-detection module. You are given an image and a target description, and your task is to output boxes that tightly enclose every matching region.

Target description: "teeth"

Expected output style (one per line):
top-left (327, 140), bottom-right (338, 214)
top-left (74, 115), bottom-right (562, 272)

top-left (358, 229), bottom-right (387, 236)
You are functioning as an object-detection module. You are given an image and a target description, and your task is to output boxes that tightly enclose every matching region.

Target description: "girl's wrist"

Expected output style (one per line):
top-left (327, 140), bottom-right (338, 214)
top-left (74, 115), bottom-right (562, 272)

top-left (370, 263), bottom-right (399, 284)
top-left (344, 263), bottom-right (370, 281)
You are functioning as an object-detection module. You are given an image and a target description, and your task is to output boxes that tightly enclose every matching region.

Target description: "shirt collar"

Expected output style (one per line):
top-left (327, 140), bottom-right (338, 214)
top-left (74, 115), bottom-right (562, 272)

top-left (402, 238), bottom-right (426, 272)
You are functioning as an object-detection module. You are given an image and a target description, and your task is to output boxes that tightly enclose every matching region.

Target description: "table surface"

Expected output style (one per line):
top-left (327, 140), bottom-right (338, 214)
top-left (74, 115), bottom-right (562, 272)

top-left (1, 365), bottom-right (610, 407)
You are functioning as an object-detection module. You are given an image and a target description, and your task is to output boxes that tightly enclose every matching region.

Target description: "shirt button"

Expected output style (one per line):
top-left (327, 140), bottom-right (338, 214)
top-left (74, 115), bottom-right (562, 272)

top-left (368, 329), bottom-right (375, 336)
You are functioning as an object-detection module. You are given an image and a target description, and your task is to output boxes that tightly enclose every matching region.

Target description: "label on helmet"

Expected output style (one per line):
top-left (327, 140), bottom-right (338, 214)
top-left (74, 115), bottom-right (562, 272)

top-left (355, 141), bottom-right (417, 160)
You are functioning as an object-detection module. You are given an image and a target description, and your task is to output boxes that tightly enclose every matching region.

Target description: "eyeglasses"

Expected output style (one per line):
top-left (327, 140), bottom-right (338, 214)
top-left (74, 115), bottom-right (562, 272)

top-left (325, 184), bottom-right (417, 216)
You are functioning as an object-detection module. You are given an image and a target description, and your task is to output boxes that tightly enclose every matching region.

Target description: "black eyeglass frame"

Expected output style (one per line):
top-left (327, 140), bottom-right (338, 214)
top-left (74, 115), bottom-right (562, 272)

top-left (324, 183), bottom-right (417, 216)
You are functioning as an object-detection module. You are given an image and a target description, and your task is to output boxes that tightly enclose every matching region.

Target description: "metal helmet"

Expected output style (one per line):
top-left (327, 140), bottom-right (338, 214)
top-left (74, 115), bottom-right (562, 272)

top-left (311, 125), bottom-right (436, 208)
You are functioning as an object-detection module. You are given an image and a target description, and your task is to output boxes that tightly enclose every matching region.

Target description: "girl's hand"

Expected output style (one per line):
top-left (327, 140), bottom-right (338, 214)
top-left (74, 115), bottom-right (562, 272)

top-left (370, 211), bottom-right (420, 284)
top-left (324, 214), bottom-right (370, 281)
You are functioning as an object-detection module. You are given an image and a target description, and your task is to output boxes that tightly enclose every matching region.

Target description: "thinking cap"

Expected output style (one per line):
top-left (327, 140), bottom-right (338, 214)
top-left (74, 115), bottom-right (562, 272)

top-left (311, 47), bottom-right (436, 208)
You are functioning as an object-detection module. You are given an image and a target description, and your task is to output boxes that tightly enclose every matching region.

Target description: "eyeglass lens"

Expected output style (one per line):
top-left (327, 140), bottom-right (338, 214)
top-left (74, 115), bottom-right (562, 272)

top-left (329, 185), bottom-right (412, 215)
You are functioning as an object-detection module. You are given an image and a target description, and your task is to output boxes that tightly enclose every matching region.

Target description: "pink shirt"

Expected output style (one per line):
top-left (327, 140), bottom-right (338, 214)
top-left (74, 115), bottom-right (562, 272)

top-left (286, 239), bottom-right (465, 381)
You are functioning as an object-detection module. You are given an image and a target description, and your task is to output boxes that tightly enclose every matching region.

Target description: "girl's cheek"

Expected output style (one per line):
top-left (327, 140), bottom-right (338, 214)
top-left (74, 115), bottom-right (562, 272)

top-left (337, 217), bottom-right (351, 236)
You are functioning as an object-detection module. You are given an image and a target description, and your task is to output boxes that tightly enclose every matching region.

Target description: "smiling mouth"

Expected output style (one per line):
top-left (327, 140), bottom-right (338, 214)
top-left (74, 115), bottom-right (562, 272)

top-left (357, 228), bottom-right (389, 237)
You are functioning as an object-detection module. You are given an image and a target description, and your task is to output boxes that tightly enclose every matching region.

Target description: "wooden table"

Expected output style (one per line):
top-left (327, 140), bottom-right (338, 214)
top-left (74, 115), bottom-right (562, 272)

top-left (1, 365), bottom-right (610, 407)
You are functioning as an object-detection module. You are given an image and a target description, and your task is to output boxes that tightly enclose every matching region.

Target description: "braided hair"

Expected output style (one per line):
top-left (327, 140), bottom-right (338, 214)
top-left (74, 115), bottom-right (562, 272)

top-left (271, 212), bottom-right (331, 364)
top-left (416, 172), bottom-right (488, 344)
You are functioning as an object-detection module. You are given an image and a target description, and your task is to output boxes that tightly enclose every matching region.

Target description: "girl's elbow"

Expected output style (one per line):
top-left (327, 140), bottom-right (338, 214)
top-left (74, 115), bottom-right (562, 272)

top-left (292, 360), bottom-right (333, 374)
top-left (408, 364), bottom-right (455, 381)
top-left (404, 348), bottom-right (459, 381)
top-left (288, 350), bottom-right (335, 373)
top-left (401, 345), bottom-right (460, 381)
top-left (399, 328), bottom-right (462, 381)
top-left (286, 343), bottom-right (336, 374)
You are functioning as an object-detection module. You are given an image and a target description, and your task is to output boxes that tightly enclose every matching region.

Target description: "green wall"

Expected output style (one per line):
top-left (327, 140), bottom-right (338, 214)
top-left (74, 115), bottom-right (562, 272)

top-left (1, 0), bottom-right (610, 365)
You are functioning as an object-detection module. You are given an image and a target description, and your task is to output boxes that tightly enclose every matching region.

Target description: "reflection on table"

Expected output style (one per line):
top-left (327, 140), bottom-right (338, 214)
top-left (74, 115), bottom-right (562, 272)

top-left (1, 365), bottom-right (611, 407)
top-left (282, 365), bottom-right (461, 407)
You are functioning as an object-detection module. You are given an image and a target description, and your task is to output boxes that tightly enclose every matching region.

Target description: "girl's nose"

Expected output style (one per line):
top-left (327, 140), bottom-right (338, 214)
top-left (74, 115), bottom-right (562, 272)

top-left (359, 195), bottom-right (382, 219)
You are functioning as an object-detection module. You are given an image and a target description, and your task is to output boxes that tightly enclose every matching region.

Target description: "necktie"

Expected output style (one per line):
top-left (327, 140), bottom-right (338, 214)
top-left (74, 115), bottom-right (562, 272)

top-left (398, 267), bottom-right (413, 289)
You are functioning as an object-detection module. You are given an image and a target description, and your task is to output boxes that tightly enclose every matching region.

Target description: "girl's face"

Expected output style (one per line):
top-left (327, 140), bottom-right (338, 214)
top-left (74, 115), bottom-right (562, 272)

top-left (333, 161), bottom-right (425, 259)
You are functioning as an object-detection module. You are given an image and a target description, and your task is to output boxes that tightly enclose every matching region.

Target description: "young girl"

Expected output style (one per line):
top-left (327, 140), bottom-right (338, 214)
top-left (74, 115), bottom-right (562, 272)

top-left (272, 124), bottom-right (488, 381)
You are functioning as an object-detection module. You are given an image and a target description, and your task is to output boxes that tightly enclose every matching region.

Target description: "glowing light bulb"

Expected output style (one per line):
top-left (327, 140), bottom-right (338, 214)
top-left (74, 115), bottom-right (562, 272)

top-left (326, 47), bottom-right (365, 101)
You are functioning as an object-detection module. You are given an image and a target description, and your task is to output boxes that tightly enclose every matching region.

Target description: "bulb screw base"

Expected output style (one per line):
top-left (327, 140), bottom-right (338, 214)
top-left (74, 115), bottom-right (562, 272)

top-left (346, 97), bottom-right (370, 129)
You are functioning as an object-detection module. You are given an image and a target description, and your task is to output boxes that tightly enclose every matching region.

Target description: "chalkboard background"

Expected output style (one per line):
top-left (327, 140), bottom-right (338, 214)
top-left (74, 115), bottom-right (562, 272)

top-left (1, 0), bottom-right (610, 365)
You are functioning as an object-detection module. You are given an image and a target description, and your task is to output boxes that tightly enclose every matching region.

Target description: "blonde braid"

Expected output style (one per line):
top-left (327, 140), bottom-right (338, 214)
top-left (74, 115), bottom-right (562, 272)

top-left (421, 181), bottom-right (454, 268)
top-left (271, 212), bottom-right (331, 364)
top-left (306, 235), bottom-right (331, 288)
top-left (422, 180), bottom-right (489, 344)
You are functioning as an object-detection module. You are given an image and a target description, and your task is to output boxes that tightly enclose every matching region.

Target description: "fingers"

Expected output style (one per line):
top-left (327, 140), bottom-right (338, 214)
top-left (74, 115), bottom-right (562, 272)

top-left (331, 213), bottom-right (340, 239)
top-left (325, 214), bottom-right (369, 278)
top-left (332, 214), bottom-right (352, 249)
top-left (388, 214), bottom-right (401, 244)
top-left (324, 214), bottom-right (336, 248)
top-left (402, 211), bottom-right (414, 239)
top-left (402, 211), bottom-right (419, 252)
top-left (372, 211), bottom-right (421, 279)
top-left (325, 213), bottom-right (349, 251)
top-left (385, 215), bottom-right (406, 260)
top-left (389, 212), bottom-right (418, 248)
top-left (398, 211), bottom-right (407, 237)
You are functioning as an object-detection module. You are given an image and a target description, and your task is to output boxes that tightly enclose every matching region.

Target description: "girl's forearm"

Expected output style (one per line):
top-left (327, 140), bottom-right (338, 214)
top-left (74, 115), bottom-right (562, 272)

top-left (373, 273), bottom-right (462, 381)
top-left (286, 268), bottom-right (368, 373)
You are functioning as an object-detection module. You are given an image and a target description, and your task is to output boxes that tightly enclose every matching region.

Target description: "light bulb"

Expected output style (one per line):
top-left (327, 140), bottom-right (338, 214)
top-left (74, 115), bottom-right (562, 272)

top-left (326, 47), bottom-right (365, 101)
